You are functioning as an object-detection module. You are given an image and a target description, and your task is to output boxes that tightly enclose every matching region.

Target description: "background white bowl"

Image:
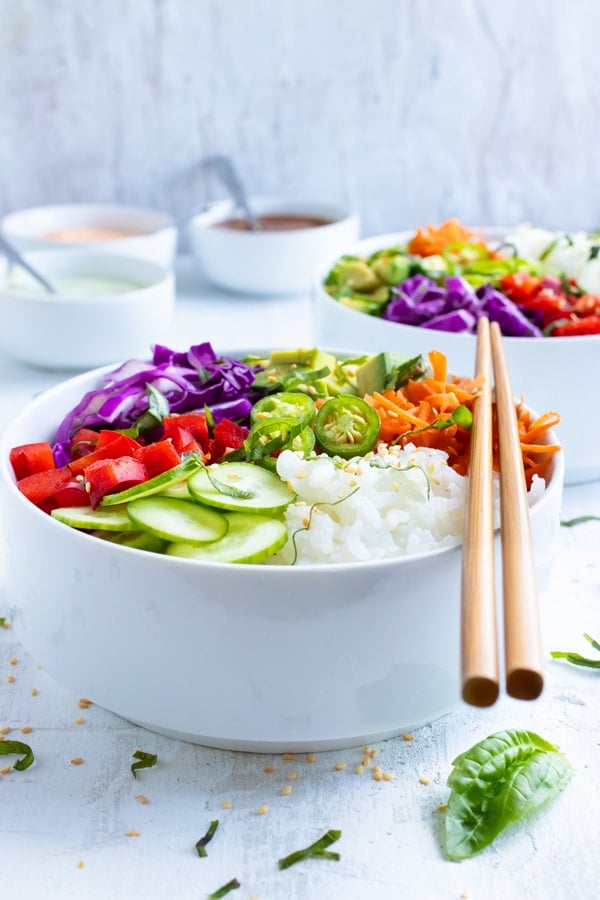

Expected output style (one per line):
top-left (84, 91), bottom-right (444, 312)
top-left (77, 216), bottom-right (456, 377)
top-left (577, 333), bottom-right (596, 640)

top-left (0, 358), bottom-right (563, 752)
top-left (0, 250), bottom-right (174, 370)
top-left (314, 231), bottom-right (599, 485)
top-left (188, 196), bottom-right (360, 295)
top-left (1, 203), bottom-right (178, 269)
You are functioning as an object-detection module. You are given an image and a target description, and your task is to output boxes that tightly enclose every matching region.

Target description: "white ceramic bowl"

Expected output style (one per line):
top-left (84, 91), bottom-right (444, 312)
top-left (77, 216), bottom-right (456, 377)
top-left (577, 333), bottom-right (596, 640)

top-left (315, 231), bottom-right (599, 485)
top-left (0, 356), bottom-right (563, 752)
top-left (188, 197), bottom-right (360, 295)
top-left (0, 250), bottom-right (174, 370)
top-left (1, 203), bottom-right (177, 268)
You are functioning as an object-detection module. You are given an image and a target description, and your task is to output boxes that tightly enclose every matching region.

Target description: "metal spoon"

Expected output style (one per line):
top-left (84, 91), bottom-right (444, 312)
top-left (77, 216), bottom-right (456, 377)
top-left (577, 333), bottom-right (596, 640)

top-left (202, 155), bottom-right (261, 231)
top-left (0, 233), bottom-right (58, 293)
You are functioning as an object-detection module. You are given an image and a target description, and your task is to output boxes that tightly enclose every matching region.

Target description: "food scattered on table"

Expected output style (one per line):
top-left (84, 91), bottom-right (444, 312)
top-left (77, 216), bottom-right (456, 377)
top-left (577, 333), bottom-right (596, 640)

top-left (551, 632), bottom-right (600, 669)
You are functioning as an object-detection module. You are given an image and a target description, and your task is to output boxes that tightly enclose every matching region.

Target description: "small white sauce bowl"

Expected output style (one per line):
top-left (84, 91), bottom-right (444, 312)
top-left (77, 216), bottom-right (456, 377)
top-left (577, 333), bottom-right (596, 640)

top-left (0, 250), bottom-right (174, 370)
top-left (188, 197), bottom-right (360, 295)
top-left (314, 231), bottom-right (600, 485)
top-left (1, 203), bottom-right (177, 269)
top-left (0, 354), bottom-right (563, 752)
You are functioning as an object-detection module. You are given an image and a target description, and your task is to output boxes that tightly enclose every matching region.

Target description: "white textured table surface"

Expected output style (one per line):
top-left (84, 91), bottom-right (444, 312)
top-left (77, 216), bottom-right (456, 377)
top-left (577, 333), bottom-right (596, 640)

top-left (0, 261), bottom-right (599, 900)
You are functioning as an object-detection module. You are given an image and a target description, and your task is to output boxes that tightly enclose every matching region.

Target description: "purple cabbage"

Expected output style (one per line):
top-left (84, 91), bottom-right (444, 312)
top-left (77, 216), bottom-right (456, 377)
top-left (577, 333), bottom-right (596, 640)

top-left (53, 342), bottom-right (257, 458)
top-left (383, 275), bottom-right (542, 337)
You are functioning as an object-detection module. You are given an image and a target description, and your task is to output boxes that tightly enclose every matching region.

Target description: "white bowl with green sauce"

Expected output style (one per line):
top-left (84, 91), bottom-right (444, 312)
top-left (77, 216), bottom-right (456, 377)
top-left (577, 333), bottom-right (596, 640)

top-left (0, 250), bottom-right (174, 370)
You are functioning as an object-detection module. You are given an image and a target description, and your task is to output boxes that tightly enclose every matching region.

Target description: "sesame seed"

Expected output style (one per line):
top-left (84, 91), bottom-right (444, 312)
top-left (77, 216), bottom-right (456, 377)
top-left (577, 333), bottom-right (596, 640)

top-left (1, 620), bottom-right (10, 628)
top-left (460, 892), bottom-right (470, 899)
top-left (282, 752), bottom-right (295, 761)
top-left (436, 804), bottom-right (448, 813)
top-left (373, 764), bottom-right (382, 776)
top-left (402, 734), bottom-right (414, 741)
top-left (263, 765), bottom-right (275, 774)
top-left (136, 794), bottom-right (150, 805)
top-left (78, 698), bottom-right (92, 709)
top-left (305, 754), bottom-right (316, 763)
top-left (77, 861), bottom-right (85, 869)
top-left (369, 749), bottom-right (378, 758)
top-left (362, 746), bottom-right (371, 754)
top-left (257, 804), bottom-right (269, 815)
top-left (382, 772), bottom-right (393, 782)
top-left (70, 757), bottom-right (84, 766)
top-left (281, 785), bottom-right (292, 796)
top-left (1, 765), bottom-right (12, 774)
top-left (31, 688), bottom-right (39, 697)
top-left (373, 771), bottom-right (383, 782)
top-left (334, 762), bottom-right (346, 771)
top-left (20, 726), bottom-right (32, 734)
top-left (220, 800), bottom-right (233, 809)
top-left (419, 776), bottom-right (430, 785)
top-left (74, 717), bottom-right (85, 725)
top-left (361, 756), bottom-right (370, 767)
top-left (0, 727), bottom-right (11, 735)
top-left (302, 516), bottom-right (310, 527)
top-left (7, 675), bottom-right (15, 684)
top-left (286, 771), bottom-right (297, 781)
top-left (9, 657), bottom-right (18, 666)
top-left (125, 830), bottom-right (140, 837)
top-left (354, 765), bottom-right (364, 775)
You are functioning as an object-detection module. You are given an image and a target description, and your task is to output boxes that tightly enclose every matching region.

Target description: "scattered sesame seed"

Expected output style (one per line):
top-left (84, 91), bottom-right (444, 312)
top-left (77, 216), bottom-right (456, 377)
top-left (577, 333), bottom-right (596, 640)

top-left (305, 754), bottom-right (316, 763)
top-left (70, 757), bottom-right (84, 766)
top-left (136, 794), bottom-right (150, 805)
top-left (362, 746), bottom-right (371, 754)
top-left (436, 804), bottom-right (448, 813)
top-left (373, 771), bottom-right (383, 782)
top-left (77, 861), bottom-right (85, 869)
top-left (7, 675), bottom-right (15, 684)
top-left (1, 766), bottom-right (12, 775)
top-left (402, 734), bottom-right (414, 741)
top-left (361, 756), bottom-right (370, 767)
top-left (220, 800), bottom-right (233, 809)
top-left (354, 765), bottom-right (364, 775)
top-left (0, 727), bottom-right (10, 735)
top-left (369, 749), bottom-right (378, 758)
top-left (302, 516), bottom-right (310, 527)
top-left (282, 752), bottom-right (295, 761)
top-left (382, 772), bottom-right (393, 782)
top-left (460, 892), bottom-right (470, 899)
top-left (373, 765), bottom-right (382, 776)
top-left (74, 717), bottom-right (85, 725)
top-left (419, 776), bottom-right (431, 785)
top-left (257, 804), bottom-right (269, 815)
top-left (31, 688), bottom-right (39, 697)
top-left (78, 698), bottom-right (92, 709)
top-left (281, 785), bottom-right (292, 796)
top-left (286, 771), bottom-right (297, 781)
top-left (125, 830), bottom-right (140, 837)
top-left (20, 726), bottom-right (32, 734)
top-left (1, 620), bottom-right (10, 628)
top-left (9, 657), bottom-right (18, 666)
top-left (263, 765), bottom-right (275, 774)
top-left (334, 762), bottom-right (346, 771)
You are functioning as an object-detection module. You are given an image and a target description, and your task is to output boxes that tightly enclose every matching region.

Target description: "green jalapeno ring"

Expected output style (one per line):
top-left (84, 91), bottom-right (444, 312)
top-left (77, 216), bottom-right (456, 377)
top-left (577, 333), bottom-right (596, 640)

top-left (314, 396), bottom-right (380, 459)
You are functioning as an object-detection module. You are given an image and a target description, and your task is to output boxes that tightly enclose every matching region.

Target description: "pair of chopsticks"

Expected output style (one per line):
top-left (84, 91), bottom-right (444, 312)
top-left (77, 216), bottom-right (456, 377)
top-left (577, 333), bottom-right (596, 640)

top-left (461, 317), bottom-right (543, 707)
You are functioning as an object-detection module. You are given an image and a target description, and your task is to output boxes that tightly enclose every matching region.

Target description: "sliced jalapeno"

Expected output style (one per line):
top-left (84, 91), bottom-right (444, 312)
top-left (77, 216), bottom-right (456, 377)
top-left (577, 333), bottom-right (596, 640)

top-left (250, 392), bottom-right (316, 428)
top-left (259, 426), bottom-right (316, 471)
top-left (244, 416), bottom-right (305, 464)
top-left (314, 395), bottom-right (380, 459)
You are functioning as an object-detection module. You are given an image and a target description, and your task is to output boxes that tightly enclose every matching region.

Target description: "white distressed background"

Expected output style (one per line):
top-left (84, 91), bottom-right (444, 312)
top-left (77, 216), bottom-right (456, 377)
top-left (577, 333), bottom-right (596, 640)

top-left (0, 0), bottom-right (599, 235)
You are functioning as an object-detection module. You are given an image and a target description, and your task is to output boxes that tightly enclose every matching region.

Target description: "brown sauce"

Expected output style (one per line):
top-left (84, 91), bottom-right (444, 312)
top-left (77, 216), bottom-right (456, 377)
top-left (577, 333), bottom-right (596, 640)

top-left (215, 214), bottom-right (333, 232)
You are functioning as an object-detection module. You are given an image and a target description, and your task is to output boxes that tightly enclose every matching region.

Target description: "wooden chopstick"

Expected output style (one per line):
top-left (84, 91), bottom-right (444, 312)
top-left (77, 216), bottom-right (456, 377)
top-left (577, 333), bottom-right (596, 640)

top-left (461, 317), bottom-right (499, 707)
top-left (490, 320), bottom-right (544, 700)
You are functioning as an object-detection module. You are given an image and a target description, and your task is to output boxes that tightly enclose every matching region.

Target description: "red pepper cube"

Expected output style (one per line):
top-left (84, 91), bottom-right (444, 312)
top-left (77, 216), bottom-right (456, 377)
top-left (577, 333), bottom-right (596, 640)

top-left (84, 456), bottom-right (148, 508)
top-left (53, 479), bottom-right (91, 508)
top-left (17, 466), bottom-right (72, 508)
top-left (69, 428), bottom-right (101, 461)
top-left (134, 440), bottom-right (181, 478)
top-left (209, 419), bottom-right (249, 462)
top-left (10, 442), bottom-right (56, 480)
top-left (163, 413), bottom-right (209, 453)
top-left (69, 432), bottom-right (143, 475)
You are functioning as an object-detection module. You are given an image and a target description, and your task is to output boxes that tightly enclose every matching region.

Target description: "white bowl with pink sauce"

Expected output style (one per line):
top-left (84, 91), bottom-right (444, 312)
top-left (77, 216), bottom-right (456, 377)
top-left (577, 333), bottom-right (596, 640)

top-left (1, 203), bottom-right (177, 268)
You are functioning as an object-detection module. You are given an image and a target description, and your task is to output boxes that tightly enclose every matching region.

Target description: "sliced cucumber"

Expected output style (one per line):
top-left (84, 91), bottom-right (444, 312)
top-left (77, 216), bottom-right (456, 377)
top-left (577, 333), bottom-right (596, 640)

top-left (159, 480), bottom-right (192, 500)
top-left (126, 496), bottom-right (228, 544)
top-left (167, 512), bottom-right (288, 564)
top-left (51, 504), bottom-right (134, 531)
top-left (90, 530), bottom-right (168, 553)
top-left (100, 455), bottom-right (203, 507)
top-left (187, 462), bottom-right (295, 514)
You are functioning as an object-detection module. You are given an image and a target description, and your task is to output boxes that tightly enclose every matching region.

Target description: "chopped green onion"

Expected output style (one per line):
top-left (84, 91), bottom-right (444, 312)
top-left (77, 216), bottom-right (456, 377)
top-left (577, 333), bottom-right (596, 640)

top-left (278, 828), bottom-right (342, 870)
top-left (561, 515), bottom-right (600, 527)
top-left (207, 877), bottom-right (240, 898)
top-left (0, 740), bottom-right (34, 771)
top-left (131, 748), bottom-right (157, 779)
top-left (195, 819), bottom-right (219, 857)
top-left (551, 633), bottom-right (600, 669)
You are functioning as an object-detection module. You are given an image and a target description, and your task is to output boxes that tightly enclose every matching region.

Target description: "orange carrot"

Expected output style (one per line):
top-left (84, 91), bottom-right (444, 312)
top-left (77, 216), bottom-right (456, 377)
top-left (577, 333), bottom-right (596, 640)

top-left (407, 219), bottom-right (487, 257)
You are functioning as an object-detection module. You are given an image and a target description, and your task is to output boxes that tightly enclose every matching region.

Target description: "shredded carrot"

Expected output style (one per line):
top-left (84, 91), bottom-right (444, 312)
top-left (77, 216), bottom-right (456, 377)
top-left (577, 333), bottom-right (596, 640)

top-left (366, 350), bottom-right (561, 486)
top-left (407, 219), bottom-right (487, 257)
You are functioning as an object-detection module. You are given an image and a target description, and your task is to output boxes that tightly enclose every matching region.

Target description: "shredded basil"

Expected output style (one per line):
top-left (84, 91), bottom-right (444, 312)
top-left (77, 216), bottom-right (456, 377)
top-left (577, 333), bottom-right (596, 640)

top-left (561, 515), bottom-right (600, 527)
top-left (551, 633), bottom-right (600, 669)
top-left (195, 819), bottom-right (219, 857)
top-left (131, 748), bottom-right (157, 779)
top-left (0, 740), bottom-right (34, 771)
top-left (368, 460), bottom-right (432, 499)
top-left (278, 828), bottom-right (342, 870)
top-left (207, 877), bottom-right (240, 898)
top-left (290, 489), bottom-right (360, 565)
top-left (444, 730), bottom-right (573, 860)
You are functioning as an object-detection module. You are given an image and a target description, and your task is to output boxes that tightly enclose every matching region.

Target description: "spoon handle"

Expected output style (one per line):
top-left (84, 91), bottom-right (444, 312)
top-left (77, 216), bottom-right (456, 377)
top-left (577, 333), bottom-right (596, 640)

top-left (203, 155), bottom-right (261, 231)
top-left (0, 234), bottom-right (57, 293)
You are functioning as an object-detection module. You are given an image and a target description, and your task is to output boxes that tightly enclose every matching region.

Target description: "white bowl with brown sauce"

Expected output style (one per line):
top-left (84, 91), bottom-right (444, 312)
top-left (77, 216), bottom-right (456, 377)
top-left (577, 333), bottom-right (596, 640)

top-left (188, 197), bottom-right (359, 295)
top-left (1, 203), bottom-right (177, 268)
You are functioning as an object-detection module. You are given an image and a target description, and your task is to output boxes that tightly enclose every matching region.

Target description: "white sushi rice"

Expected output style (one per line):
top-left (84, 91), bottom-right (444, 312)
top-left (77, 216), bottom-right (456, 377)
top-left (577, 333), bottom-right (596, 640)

top-left (268, 445), bottom-right (545, 566)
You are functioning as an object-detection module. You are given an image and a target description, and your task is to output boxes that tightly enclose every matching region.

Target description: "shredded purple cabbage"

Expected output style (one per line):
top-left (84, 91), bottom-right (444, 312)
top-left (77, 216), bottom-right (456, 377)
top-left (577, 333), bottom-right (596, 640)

top-left (383, 276), bottom-right (542, 337)
top-left (53, 343), bottom-right (257, 459)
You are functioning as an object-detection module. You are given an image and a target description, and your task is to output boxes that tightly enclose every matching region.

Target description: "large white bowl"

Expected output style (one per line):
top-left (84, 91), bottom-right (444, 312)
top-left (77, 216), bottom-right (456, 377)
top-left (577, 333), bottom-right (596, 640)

top-left (314, 231), bottom-right (599, 485)
top-left (0, 356), bottom-right (563, 752)
top-left (189, 196), bottom-right (359, 295)
top-left (1, 203), bottom-right (177, 268)
top-left (0, 250), bottom-right (174, 370)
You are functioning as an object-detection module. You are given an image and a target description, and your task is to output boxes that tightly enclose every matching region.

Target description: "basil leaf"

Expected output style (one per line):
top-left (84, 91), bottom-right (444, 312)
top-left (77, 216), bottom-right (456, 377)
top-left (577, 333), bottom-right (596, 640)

top-left (207, 877), bottom-right (240, 898)
top-left (551, 632), bottom-right (600, 668)
top-left (195, 819), bottom-right (219, 857)
top-left (131, 749), bottom-right (157, 779)
top-left (0, 740), bottom-right (34, 771)
top-left (561, 515), bottom-right (600, 527)
top-left (205, 469), bottom-right (254, 500)
top-left (444, 730), bottom-right (573, 860)
top-left (0, 617), bottom-right (5, 627)
top-left (278, 828), bottom-right (341, 870)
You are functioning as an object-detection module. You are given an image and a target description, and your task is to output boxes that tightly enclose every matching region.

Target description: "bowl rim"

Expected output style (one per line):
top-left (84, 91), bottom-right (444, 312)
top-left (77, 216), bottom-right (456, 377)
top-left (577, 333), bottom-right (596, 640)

top-left (1, 202), bottom-right (176, 238)
top-left (0, 350), bottom-right (564, 574)
top-left (314, 228), bottom-right (600, 344)
top-left (188, 196), bottom-right (359, 233)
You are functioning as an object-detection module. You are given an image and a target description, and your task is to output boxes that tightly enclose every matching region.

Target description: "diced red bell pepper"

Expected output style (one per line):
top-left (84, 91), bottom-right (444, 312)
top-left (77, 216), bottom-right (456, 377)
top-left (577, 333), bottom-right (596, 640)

top-left (162, 413), bottom-right (210, 454)
top-left (84, 456), bottom-right (148, 508)
top-left (161, 422), bottom-right (199, 454)
top-left (551, 316), bottom-right (600, 336)
top-left (69, 428), bottom-right (101, 461)
top-left (208, 419), bottom-right (249, 462)
top-left (68, 432), bottom-right (143, 475)
top-left (53, 479), bottom-right (91, 508)
top-left (133, 439), bottom-right (181, 478)
top-left (10, 442), bottom-right (56, 480)
top-left (17, 466), bottom-right (72, 507)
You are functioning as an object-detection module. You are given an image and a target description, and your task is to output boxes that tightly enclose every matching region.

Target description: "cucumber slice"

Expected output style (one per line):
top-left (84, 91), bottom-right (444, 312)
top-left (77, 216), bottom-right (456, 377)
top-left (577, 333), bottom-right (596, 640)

top-left (126, 496), bottom-right (228, 544)
top-left (51, 504), bottom-right (134, 531)
top-left (167, 512), bottom-right (288, 563)
top-left (159, 480), bottom-right (191, 500)
top-left (90, 530), bottom-right (168, 553)
top-left (187, 462), bottom-right (295, 514)
top-left (100, 455), bottom-right (203, 507)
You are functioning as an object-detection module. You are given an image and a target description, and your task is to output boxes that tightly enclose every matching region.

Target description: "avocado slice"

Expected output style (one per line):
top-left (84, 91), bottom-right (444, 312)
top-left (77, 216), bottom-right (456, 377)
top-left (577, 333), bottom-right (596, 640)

top-left (355, 352), bottom-right (428, 395)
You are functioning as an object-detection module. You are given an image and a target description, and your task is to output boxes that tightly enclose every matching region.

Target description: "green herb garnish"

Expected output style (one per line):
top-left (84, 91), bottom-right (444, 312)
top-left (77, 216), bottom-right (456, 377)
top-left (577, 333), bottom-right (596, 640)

top-left (205, 468), bottom-right (254, 500)
top-left (0, 617), bottom-right (5, 627)
top-left (444, 730), bottom-right (573, 860)
top-left (131, 748), bottom-right (157, 779)
top-left (207, 877), bottom-right (240, 898)
top-left (195, 819), bottom-right (219, 857)
top-left (551, 633), bottom-right (600, 669)
top-left (290, 489), bottom-right (360, 565)
top-left (561, 515), bottom-right (600, 527)
top-left (394, 404), bottom-right (473, 443)
top-left (0, 740), bottom-right (34, 771)
top-left (133, 384), bottom-right (170, 433)
top-left (278, 828), bottom-right (342, 870)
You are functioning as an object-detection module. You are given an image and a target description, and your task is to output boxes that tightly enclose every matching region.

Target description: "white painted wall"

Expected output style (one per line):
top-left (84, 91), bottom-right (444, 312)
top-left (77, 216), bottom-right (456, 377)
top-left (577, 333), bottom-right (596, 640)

top-left (1, 0), bottom-right (598, 235)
